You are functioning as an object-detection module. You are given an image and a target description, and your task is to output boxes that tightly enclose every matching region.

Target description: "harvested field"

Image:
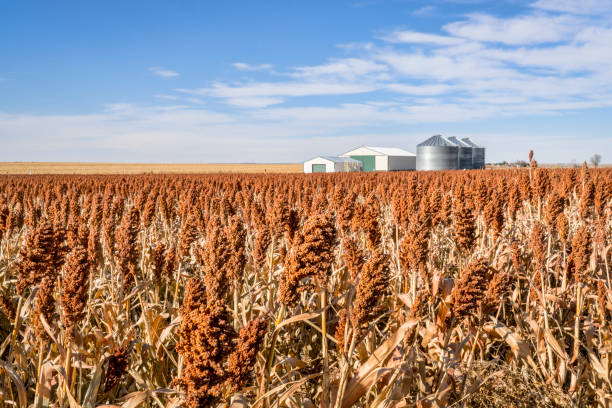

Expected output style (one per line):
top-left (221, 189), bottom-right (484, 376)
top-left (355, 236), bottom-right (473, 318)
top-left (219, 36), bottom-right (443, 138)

top-left (0, 160), bottom-right (610, 407)
top-left (0, 162), bottom-right (302, 174)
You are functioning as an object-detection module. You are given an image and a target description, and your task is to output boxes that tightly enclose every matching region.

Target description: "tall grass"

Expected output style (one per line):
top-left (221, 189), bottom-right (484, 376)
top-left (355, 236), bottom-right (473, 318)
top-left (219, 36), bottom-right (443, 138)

top-left (0, 163), bottom-right (610, 407)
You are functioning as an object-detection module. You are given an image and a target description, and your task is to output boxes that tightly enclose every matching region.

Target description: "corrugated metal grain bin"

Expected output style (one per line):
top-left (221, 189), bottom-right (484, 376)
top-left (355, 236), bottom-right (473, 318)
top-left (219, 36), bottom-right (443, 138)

top-left (416, 135), bottom-right (459, 171)
top-left (461, 137), bottom-right (485, 169)
top-left (448, 136), bottom-right (473, 169)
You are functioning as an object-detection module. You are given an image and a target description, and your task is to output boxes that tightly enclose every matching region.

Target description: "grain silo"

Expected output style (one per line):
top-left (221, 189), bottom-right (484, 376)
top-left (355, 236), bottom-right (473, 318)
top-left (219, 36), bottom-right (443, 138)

top-left (416, 135), bottom-right (459, 171)
top-left (461, 137), bottom-right (485, 169)
top-left (447, 136), bottom-right (473, 169)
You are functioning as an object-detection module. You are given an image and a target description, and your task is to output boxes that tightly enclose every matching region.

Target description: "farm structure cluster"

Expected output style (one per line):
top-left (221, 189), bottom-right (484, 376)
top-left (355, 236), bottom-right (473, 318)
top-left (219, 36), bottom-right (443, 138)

top-left (303, 134), bottom-right (485, 173)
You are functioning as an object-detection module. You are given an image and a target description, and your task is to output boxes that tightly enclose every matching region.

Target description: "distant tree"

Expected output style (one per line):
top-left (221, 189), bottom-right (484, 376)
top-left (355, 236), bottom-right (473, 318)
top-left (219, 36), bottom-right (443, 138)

top-left (590, 154), bottom-right (602, 167)
top-left (512, 160), bottom-right (529, 168)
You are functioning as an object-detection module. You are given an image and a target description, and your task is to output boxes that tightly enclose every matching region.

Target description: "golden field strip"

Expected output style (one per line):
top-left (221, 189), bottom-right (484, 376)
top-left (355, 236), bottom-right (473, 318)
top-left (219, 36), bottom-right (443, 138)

top-left (0, 162), bottom-right (302, 174)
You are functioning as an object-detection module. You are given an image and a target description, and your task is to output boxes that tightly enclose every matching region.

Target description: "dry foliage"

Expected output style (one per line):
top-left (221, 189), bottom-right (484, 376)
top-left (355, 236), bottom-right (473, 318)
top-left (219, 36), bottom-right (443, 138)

top-left (0, 159), bottom-right (610, 408)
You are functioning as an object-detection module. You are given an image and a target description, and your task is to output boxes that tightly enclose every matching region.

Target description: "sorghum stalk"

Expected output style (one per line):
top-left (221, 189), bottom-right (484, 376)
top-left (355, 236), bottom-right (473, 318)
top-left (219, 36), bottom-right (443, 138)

top-left (321, 286), bottom-right (330, 406)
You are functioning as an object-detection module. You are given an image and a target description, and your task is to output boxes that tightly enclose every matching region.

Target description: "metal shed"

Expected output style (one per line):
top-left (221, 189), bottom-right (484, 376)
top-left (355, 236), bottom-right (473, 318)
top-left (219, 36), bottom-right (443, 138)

top-left (303, 156), bottom-right (363, 173)
top-left (461, 138), bottom-right (485, 169)
top-left (447, 136), bottom-right (473, 170)
top-left (339, 146), bottom-right (416, 172)
top-left (416, 135), bottom-right (459, 171)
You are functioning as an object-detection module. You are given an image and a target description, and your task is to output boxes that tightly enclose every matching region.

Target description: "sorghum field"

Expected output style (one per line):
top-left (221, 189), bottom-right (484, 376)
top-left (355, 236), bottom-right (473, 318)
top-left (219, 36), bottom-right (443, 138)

top-left (0, 160), bottom-right (611, 408)
top-left (0, 162), bottom-right (301, 175)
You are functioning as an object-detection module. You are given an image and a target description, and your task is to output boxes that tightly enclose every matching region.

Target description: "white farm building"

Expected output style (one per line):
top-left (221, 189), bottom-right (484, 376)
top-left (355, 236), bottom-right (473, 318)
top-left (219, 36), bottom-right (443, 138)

top-left (303, 156), bottom-right (363, 173)
top-left (339, 146), bottom-right (416, 172)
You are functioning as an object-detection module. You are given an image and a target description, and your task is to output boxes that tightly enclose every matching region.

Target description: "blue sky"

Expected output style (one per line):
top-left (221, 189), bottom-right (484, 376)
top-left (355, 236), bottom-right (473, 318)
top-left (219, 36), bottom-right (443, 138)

top-left (2, 0), bottom-right (612, 163)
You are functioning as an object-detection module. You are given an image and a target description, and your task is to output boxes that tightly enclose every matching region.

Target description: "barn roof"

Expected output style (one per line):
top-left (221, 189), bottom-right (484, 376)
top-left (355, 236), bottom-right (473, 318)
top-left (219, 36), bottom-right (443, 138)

top-left (307, 156), bottom-right (362, 163)
top-left (366, 146), bottom-right (416, 156)
top-left (341, 146), bottom-right (415, 156)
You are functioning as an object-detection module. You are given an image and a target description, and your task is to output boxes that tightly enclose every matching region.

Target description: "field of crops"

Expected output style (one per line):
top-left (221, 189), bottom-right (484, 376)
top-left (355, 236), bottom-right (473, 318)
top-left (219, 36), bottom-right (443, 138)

top-left (0, 161), bottom-right (611, 407)
top-left (0, 162), bottom-right (302, 175)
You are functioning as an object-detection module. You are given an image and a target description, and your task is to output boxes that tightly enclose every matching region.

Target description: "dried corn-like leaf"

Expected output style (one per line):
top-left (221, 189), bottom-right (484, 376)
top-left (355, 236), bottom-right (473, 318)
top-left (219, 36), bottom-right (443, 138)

top-left (341, 319), bottom-right (418, 408)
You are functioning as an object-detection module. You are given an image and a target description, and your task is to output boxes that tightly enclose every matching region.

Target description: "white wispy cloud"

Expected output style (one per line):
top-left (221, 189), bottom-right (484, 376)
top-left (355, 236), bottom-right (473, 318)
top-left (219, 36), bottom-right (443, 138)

top-left (336, 42), bottom-right (374, 52)
top-left (173, 7), bottom-right (612, 128)
top-left (225, 96), bottom-right (286, 108)
top-left (153, 94), bottom-right (180, 100)
top-left (381, 30), bottom-right (464, 45)
top-left (290, 58), bottom-right (388, 79)
top-left (385, 83), bottom-right (452, 95)
top-left (412, 6), bottom-right (436, 16)
top-left (163, 5), bottom-right (612, 162)
top-left (374, 50), bottom-right (521, 81)
top-left (443, 13), bottom-right (582, 44)
top-left (479, 27), bottom-right (612, 73)
top-left (148, 67), bottom-right (180, 78)
top-left (177, 81), bottom-right (378, 101)
top-left (232, 62), bottom-right (274, 71)
top-left (5, 102), bottom-right (608, 163)
top-left (4, 2), bottom-right (612, 163)
top-left (531, 0), bottom-right (612, 15)
top-left (186, 97), bottom-right (205, 105)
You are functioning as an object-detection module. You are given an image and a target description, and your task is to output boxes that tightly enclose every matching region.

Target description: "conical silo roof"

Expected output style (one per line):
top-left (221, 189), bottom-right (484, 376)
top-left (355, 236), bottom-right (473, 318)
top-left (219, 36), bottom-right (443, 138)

top-left (417, 134), bottom-right (457, 147)
top-left (461, 137), bottom-right (483, 148)
top-left (447, 136), bottom-right (470, 147)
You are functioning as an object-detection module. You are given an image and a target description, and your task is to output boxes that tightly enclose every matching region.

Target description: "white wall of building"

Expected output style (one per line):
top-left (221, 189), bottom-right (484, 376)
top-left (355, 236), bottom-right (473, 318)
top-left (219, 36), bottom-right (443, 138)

top-left (304, 157), bottom-right (363, 173)
top-left (340, 146), bottom-right (416, 171)
top-left (303, 157), bottom-right (334, 173)
top-left (388, 155), bottom-right (416, 170)
top-left (375, 155), bottom-right (388, 171)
